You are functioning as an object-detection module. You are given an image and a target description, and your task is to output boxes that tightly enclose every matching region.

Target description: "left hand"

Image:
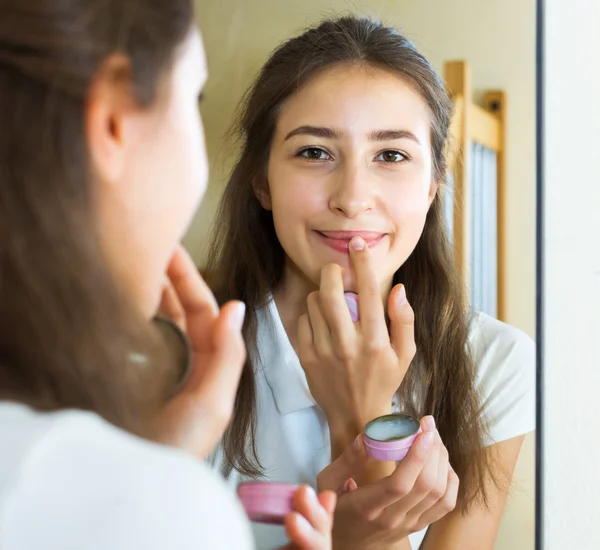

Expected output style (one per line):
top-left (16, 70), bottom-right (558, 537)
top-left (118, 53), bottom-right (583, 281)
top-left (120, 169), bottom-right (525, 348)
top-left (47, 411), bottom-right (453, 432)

top-left (317, 418), bottom-right (458, 550)
top-left (297, 237), bottom-right (416, 441)
top-left (281, 486), bottom-right (337, 550)
top-left (156, 245), bottom-right (246, 459)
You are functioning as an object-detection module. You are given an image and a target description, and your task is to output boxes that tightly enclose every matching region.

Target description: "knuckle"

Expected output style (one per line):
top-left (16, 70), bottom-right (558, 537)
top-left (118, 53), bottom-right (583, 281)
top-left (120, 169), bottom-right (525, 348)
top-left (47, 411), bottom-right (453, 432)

top-left (364, 338), bottom-right (386, 357)
top-left (415, 473), bottom-right (436, 494)
top-left (429, 485), bottom-right (445, 501)
top-left (335, 342), bottom-right (356, 362)
top-left (443, 492), bottom-right (458, 513)
top-left (441, 446), bottom-right (450, 464)
top-left (358, 506), bottom-right (378, 523)
top-left (364, 281), bottom-right (380, 298)
top-left (400, 341), bottom-right (417, 363)
top-left (403, 306), bottom-right (415, 324)
top-left (388, 478), bottom-right (411, 499)
top-left (377, 513), bottom-right (400, 531)
top-left (450, 469), bottom-right (460, 486)
top-left (320, 287), bottom-right (338, 308)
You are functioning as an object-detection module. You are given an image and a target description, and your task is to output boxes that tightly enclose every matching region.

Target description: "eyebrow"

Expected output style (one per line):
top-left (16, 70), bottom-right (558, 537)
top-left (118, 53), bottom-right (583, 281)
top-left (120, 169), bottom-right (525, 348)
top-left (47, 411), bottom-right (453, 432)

top-left (283, 125), bottom-right (421, 145)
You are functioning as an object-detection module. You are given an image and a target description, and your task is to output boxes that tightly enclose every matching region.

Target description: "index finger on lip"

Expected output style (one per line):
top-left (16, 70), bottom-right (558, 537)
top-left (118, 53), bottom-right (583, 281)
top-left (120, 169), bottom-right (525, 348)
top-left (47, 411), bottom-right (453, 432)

top-left (348, 238), bottom-right (386, 339)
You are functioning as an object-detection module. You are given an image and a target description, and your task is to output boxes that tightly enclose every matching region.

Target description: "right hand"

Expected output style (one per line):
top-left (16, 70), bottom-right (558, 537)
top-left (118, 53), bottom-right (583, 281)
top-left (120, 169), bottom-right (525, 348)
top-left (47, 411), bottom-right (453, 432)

top-left (317, 417), bottom-right (459, 550)
top-left (282, 486), bottom-right (337, 550)
top-left (156, 245), bottom-right (246, 459)
top-left (298, 237), bottom-right (416, 447)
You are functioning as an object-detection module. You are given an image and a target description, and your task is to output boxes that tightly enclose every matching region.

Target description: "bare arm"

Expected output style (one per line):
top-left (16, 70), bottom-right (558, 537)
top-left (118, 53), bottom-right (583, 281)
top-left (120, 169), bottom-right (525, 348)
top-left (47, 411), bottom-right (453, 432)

top-left (420, 435), bottom-right (526, 550)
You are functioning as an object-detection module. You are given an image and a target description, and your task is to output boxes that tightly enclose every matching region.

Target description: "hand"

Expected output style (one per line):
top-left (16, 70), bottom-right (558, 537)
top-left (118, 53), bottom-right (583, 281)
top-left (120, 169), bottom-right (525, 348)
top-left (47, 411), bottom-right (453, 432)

top-left (156, 245), bottom-right (246, 459)
top-left (317, 417), bottom-right (459, 550)
top-left (281, 486), bottom-right (337, 550)
top-left (298, 236), bottom-right (416, 445)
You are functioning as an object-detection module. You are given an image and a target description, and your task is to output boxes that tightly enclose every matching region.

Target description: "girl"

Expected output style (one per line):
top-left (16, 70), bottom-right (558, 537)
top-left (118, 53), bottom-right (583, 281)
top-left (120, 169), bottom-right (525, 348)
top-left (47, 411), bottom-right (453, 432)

top-left (0, 1), bottom-right (334, 548)
top-left (207, 15), bottom-right (535, 550)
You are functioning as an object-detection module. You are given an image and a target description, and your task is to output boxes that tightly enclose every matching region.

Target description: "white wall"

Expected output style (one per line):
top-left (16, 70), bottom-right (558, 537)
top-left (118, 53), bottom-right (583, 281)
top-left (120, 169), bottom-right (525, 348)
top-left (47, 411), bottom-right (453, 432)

top-left (544, 1), bottom-right (600, 548)
top-left (192, 2), bottom-right (537, 548)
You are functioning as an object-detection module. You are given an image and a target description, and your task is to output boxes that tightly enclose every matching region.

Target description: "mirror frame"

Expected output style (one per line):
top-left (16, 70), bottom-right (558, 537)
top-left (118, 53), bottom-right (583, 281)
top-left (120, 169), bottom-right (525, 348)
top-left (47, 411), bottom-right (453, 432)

top-left (535, 0), bottom-right (543, 547)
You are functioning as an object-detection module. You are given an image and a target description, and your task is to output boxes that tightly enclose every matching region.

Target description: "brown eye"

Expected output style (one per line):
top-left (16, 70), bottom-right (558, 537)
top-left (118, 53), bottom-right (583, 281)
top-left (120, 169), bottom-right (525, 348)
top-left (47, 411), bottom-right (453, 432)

top-left (298, 147), bottom-right (331, 161)
top-left (376, 150), bottom-right (407, 163)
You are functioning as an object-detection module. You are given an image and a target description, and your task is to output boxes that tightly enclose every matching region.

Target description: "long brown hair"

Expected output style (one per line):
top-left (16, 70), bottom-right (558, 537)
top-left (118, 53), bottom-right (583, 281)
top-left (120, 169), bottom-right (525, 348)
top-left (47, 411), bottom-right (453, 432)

top-left (0, 0), bottom-right (193, 436)
top-left (206, 15), bottom-right (494, 511)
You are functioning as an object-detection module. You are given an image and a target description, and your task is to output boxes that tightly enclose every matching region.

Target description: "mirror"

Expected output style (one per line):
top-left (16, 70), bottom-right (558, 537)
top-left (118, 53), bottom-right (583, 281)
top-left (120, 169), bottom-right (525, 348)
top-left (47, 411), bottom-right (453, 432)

top-left (189, 2), bottom-right (537, 548)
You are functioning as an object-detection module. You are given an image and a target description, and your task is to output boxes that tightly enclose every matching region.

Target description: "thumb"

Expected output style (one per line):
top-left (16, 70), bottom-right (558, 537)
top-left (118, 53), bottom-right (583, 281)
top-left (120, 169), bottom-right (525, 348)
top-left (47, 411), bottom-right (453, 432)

top-left (317, 434), bottom-right (369, 492)
top-left (387, 284), bottom-right (417, 364)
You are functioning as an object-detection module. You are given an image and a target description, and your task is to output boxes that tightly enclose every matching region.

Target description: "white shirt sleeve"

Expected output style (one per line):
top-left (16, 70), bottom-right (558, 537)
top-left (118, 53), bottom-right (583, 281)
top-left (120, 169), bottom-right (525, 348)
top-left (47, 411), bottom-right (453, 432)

top-left (469, 312), bottom-right (537, 445)
top-left (1, 411), bottom-right (254, 550)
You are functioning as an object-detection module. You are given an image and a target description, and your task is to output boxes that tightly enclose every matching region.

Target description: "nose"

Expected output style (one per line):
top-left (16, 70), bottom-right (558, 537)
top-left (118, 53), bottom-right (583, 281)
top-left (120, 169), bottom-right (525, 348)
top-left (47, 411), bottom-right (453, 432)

top-left (328, 162), bottom-right (375, 218)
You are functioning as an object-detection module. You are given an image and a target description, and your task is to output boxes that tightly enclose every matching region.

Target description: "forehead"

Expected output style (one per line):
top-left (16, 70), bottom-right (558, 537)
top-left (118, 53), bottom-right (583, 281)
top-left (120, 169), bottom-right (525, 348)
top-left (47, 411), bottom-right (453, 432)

top-left (275, 64), bottom-right (432, 142)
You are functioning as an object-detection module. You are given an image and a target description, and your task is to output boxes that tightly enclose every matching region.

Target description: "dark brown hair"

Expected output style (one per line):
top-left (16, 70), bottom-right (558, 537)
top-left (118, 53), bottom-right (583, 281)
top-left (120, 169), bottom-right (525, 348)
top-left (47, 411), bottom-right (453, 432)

top-left (207, 15), bottom-right (497, 511)
top-left (0, 0), bottom-right (193, 435)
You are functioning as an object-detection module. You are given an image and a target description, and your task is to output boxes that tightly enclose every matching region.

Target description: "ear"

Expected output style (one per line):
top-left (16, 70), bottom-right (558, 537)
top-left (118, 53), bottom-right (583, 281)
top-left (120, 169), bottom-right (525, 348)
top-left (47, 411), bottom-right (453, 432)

top-left (253, 177), bottom-right (272, 211)
top-left (85, 54), bottom-right (136, 190)
top-left (427, 180), bottom-right (439, 207)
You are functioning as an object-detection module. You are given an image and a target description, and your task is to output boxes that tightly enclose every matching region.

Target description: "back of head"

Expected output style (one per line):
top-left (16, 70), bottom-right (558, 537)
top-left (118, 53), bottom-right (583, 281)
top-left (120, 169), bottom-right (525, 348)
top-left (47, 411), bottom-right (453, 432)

top-left (0, 0), bottom-right (193, 434)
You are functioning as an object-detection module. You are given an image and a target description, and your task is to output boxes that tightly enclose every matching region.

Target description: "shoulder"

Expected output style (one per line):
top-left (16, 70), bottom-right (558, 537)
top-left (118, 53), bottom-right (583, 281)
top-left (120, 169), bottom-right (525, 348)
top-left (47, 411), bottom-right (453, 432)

top-left (467, 313), bottom-right (536, 444)
top-left (468, 312), bottom-right (535, 371)
top-left (0, 404), bottom-right (253, 550)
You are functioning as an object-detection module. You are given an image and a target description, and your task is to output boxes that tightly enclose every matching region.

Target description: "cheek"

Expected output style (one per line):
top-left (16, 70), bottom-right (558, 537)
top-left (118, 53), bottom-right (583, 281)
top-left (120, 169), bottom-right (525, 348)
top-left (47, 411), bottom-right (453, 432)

top-left (385, 186), bottom-right (431, 257)
top-left (386, 178), bottom-right (432, 227)
top-left (172, 100), bottom-right (207, 208)
top-left (268, 164), bottom-right (323, 234)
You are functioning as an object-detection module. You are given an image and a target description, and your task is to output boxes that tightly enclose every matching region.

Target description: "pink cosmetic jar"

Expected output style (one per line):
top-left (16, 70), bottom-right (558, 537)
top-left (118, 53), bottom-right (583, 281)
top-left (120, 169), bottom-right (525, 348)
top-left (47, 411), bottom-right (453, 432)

top-left (363, 413), bottom-right (421, 461)
top-left (237, 482), bottom-right (298, 525)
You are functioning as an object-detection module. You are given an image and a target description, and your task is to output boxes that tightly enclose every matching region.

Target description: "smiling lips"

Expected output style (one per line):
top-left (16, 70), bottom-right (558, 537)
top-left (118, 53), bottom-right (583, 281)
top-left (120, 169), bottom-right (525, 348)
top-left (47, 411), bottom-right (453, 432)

top-left (315, 230), bottom-right (387, 253)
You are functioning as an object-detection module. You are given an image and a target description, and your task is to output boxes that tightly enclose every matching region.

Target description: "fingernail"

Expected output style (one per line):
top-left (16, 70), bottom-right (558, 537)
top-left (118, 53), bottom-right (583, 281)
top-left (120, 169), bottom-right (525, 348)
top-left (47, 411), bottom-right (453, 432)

top-left (350, 236), bottom-right (365, 251)
top-left (423, 415), bottom-right (436, 432)
top-left (342, 478), bottom-right (358, 494)
top-left (342, 479), bottom-right (352, 494)
top-left (306, 485), bottom-right (318, 505)
top-left (397, 285), bottom-right (408, 306)
top-left (420, 431), bottom-right (435, 450)
top-left (230, 302), bottom-right (246, 331)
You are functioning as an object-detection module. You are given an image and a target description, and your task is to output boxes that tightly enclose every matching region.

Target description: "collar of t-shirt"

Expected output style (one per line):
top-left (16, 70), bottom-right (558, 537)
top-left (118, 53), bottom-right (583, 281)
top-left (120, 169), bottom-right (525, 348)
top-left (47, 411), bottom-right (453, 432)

top-left (256, 297), bottom-right (317, 416)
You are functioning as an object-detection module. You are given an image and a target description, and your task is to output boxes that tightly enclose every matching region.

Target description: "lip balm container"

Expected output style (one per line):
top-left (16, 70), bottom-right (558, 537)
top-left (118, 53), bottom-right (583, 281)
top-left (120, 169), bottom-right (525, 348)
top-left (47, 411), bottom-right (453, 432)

top-left (363, 414), bottom-right (421, 461)
top-left (344, 291), bottom-right (359, 322)
top-left (237, 482), bottom-right (298, 525)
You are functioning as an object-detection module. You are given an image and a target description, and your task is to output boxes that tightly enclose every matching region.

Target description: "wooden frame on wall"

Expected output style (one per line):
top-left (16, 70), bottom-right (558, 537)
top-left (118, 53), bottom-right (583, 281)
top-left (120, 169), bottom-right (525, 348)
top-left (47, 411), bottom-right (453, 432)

top-left (444, 60), bottom-right (507, 321)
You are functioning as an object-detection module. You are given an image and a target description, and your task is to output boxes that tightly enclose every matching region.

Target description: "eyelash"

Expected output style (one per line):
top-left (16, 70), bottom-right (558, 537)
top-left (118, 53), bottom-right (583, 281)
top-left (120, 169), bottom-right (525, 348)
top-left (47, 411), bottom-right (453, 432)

top-left (295, 146), bottom-right (410, 163)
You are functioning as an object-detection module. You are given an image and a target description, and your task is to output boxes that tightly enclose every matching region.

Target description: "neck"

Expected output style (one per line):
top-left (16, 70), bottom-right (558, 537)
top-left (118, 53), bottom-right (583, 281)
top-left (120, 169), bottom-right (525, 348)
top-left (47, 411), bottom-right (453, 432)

top-left (272, 260), bottom-right (316, 353)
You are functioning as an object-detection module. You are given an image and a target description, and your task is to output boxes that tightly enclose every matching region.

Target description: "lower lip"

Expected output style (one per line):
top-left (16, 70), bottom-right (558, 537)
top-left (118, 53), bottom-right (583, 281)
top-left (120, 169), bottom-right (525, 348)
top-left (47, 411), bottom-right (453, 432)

top-left (315, 232), bottom-right (386, 253)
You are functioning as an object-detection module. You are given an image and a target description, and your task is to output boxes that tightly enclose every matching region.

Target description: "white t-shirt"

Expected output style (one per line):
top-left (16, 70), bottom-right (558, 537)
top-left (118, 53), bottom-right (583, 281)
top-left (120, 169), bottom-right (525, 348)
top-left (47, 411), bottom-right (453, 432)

top-left (214, 298), bottom-right (536, 550)
top-left (0, 402), bottom-right (254, 550)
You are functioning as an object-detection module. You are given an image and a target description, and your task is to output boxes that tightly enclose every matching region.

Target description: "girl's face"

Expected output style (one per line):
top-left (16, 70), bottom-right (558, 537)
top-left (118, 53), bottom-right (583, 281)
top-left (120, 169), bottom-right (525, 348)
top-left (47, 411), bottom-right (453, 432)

top-left (90, 27), bottom-right (208, 315)
top-left (265, 64), bottom-right (437, 294)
